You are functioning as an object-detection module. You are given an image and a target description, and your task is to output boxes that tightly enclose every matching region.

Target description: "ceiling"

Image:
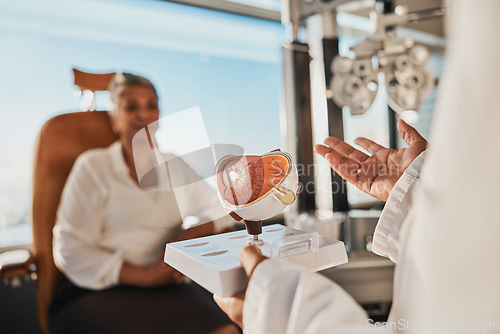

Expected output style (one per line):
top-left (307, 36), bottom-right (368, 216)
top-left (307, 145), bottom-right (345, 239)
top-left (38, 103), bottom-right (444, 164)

top-left (349, 0), bottom-right (445, 38)
top-left (166, 0), bottom-right (445, 41)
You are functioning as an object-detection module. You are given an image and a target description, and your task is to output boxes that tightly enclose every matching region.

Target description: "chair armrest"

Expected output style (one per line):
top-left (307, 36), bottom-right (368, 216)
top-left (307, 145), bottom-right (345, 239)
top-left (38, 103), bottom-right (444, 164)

top-left (0, 249), bottom-right (37, 287)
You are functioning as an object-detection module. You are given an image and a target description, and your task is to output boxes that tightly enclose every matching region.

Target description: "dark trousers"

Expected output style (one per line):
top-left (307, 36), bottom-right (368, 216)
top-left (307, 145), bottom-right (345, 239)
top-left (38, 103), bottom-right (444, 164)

top-left (48, 275), bottom-right (235, 334)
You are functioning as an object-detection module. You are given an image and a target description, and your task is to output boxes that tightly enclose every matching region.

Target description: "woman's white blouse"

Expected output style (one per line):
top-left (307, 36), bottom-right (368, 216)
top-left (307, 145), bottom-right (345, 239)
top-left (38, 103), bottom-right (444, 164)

top-left (53, 141), bottom-right (233, 290)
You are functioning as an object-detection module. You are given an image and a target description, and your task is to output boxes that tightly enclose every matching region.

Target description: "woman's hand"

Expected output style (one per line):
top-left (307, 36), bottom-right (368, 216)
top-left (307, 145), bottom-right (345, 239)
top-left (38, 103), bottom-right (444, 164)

top-left (142, 222), bottom-right (217, 287)
top-left (314, 119), bottom-right (428, 202)
top-left (214, 245), bottom-right (268, 329)
top-left (119, 253), bottom-right (184, 288)
top-left (120, 222), bottom-right (216, 288)
top-left (144, 254), bottom-right (185, 287)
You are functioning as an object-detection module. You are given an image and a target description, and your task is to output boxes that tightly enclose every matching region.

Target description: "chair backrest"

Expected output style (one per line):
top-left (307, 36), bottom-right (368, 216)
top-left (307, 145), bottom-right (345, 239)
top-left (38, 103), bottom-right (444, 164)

top-left (32, 111), bottom-right (117, 334)
top-left (73, 69), bottom-right (116, 92)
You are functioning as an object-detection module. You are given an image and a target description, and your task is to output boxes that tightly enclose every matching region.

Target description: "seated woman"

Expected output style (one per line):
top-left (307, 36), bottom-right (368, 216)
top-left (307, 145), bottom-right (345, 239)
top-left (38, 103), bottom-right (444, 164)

top-left (49, 73), bottom-right (239, 334)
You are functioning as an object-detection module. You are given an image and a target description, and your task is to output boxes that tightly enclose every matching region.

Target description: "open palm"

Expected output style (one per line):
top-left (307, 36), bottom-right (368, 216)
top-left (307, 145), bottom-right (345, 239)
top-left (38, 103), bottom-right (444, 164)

top-left (314, 120), bottom-right (428, 202)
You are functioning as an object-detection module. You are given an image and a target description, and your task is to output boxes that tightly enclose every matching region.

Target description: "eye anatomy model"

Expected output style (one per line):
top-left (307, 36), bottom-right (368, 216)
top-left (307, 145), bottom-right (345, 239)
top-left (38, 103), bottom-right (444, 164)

top-left (164, 153), bottom-right (347, 297)
top-left (220, 156), bottom-right (264, 206)
top-left (215, 150), bottom-right (300, 244)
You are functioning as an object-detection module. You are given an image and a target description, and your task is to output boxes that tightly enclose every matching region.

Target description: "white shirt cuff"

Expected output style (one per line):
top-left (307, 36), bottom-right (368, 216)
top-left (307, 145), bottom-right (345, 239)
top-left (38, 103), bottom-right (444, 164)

top-left (372, 151), bottom-right (427, 263)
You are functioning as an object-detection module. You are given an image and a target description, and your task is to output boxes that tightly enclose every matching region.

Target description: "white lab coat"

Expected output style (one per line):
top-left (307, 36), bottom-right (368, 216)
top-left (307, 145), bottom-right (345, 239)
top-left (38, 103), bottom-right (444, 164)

top-left (243, 149), bottom-right (426, 334)
top-left (242, 1), bottom-right (500, 333)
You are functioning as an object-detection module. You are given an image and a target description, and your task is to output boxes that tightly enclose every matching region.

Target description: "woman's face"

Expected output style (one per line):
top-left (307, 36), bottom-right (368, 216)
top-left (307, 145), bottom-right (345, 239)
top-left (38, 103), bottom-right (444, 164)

top-left (113, 84), bottom-right (159, 145)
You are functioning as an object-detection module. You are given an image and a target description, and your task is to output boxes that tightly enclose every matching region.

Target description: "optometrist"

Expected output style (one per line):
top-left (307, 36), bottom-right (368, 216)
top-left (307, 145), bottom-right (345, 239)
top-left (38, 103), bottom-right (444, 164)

top-left (214, 1), bottom-right (500, 332)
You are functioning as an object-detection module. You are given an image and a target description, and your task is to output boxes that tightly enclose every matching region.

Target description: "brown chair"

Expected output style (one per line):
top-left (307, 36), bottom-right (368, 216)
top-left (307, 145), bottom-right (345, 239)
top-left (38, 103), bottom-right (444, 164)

top-left (32, 110), bottom-right (118, 333)
top-left (0, 71), bottom-right (117, 334)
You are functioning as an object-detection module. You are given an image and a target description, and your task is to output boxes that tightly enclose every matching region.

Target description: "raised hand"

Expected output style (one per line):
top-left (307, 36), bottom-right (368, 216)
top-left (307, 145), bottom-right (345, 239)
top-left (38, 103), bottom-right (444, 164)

top-left (314, 119), bottom-right (428, 202)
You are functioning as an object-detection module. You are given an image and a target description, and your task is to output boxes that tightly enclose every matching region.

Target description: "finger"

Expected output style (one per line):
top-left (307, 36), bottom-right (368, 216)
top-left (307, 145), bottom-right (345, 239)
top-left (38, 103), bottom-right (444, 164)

top-left (240, 244), bottom-right (267, 278)
top-left (354, 137), bottom-right (385, 155)
top-left (322, 137), bottom-right (370, 163)
top-left (323, 152), bottom-right (361, 185)
top-left (214, 294), bottom-right (231, 310)
top-left (314, 144), bottom-right (333, 158)
top-left (397, 119), bottom-right (427, 146)
top-left (315, 144), bottom-right (366, 164)
top-left (315, 144), bottom-right (355, 162)
top-left (213, 294), bottom-right (223, 307)
top-left (213, 293), bottom-right (245, 328)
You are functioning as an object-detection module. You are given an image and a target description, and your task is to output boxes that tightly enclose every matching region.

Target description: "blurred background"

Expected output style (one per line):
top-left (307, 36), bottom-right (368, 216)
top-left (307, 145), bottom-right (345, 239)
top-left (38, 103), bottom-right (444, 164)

top-left (0, 0), bottom-right (445, 332)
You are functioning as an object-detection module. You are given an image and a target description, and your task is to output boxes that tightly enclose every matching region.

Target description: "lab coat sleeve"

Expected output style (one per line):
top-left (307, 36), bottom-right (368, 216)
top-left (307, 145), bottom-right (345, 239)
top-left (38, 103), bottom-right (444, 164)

top-left (243, 259), bottom-right (369, 334)
top-left (372, 151), bottom-right (427, 263)
top-left (166, 156), bottom-right (235, 233)
top-left (53, 155), bottom-right (124, 290)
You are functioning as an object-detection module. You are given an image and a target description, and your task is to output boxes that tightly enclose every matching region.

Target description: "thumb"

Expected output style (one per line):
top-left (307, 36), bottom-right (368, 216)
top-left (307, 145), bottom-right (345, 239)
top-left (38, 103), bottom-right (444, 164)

top-left (240, 244), bottom-right (267, 278)
top-left (397, 119), bottom-right (426, 146)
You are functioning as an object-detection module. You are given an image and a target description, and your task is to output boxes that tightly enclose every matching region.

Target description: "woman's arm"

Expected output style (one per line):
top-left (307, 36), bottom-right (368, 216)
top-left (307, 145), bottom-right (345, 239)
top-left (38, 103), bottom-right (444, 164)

top-left (53, 156), bottom-right (124, 290)
top-left (118, 221), bottom-right (216, 287)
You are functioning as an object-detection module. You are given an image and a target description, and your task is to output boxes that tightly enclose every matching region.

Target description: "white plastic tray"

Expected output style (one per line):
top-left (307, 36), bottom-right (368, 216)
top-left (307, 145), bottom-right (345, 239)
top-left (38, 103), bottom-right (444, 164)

top-left (164, 224), bottom-right (348, 297)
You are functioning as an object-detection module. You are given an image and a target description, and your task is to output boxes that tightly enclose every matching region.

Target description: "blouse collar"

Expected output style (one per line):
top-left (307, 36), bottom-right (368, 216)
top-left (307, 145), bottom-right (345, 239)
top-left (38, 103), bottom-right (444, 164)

top-left (109, 141), bottom-right (129, 175)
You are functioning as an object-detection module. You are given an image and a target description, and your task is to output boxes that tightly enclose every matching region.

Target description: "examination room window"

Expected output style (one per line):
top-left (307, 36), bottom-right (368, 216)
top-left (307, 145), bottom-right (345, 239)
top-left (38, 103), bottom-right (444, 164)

top-left (0, 0), bottom-right (284, 248)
